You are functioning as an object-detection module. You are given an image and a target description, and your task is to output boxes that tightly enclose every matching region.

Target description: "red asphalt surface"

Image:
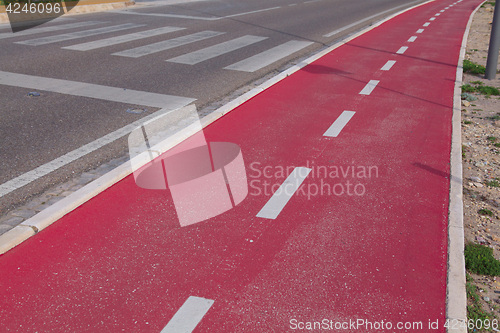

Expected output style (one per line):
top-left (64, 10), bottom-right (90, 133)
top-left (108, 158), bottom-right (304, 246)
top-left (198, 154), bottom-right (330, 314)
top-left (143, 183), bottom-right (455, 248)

top-left (0, 0), bottom-right (482, 332)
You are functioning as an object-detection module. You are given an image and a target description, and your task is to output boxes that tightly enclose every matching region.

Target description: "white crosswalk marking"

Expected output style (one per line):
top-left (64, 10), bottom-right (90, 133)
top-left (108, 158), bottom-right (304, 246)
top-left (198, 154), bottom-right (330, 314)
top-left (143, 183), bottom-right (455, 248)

top-left (0, 21), bottom-right (104, 40)
top-left (62, 26), bottom-right (185, 51)
top-left (0, 70), bottom-right (194, 107)
top-left (167, 35), bottom-right (267, 65)
top-left (224, 40), bottom-right (313, 72)
top-left (15, 23), bottom-right (144, 46)
top-left (0, 70), bottom-right (195, 198)
top-left (112, 30), bottom-right (225, 58)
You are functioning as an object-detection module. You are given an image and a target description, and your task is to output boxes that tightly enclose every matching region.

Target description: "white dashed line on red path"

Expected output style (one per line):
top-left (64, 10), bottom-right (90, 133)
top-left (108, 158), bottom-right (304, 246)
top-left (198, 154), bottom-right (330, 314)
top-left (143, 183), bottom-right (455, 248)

top-left (323, 111), bottom-right (356, 137)
top-left (359, 80), bottom-right (380, 95)
top-left (161, 297), bottom-right (214, 333)
top-left (256, 167), bottom-right (312, 219)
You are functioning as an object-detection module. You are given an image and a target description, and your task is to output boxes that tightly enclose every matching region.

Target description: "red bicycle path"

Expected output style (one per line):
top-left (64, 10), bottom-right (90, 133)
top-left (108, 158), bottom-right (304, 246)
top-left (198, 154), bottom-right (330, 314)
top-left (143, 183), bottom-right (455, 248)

top-left (0, 0), bottom-right (482, 331)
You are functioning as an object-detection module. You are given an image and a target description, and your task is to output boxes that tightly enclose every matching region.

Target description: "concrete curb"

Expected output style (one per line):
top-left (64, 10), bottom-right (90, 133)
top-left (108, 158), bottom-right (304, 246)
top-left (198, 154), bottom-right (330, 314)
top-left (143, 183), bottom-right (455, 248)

top-left (446, 2), bottom-right (484, 332)
top-left (0, 0), bottom-right (433, 256)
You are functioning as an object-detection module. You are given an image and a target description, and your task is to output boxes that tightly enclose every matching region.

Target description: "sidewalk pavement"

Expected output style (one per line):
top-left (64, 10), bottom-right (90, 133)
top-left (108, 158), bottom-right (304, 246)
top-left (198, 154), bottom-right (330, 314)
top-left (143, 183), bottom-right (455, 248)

top-left (0, 0), bottom-right (483, 331)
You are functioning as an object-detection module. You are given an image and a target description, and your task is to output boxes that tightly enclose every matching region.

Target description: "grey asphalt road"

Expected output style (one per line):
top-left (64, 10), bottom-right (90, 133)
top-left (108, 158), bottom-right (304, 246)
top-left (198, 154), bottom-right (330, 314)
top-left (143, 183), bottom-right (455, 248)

top-left (0, 0), bottom-right (424, 214)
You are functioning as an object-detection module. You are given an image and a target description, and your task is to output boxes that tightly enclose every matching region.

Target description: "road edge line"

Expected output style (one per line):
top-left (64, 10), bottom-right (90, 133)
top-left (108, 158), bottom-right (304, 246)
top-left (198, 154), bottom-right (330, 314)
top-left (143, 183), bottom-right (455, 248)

top-left (446, 2), bottom-right (483, 332)
top-left (0, 0), bottom-right (434, 255)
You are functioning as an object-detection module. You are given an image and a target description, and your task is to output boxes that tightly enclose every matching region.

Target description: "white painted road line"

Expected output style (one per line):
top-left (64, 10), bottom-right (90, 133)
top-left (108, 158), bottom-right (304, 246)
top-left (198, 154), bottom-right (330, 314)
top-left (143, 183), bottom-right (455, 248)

top-left (161, 297), bottom-right (214, 333)
top-left (396, 46), bottom-right (408, 54)
top-left (323, 111), bottom-right (356, 137)
top-left (423, 22), bottom-right (430, 26)
top-left (323, 1), bottom-right (422, 37)
top-left (408, 36), bottom-right (417, 42)
top-left (440, 9), bottom-right (445, 12)
top-left (0, 71), bottom-right (194, 108)
top-left (0, 21), bottom-right (103, 40)
top-left (359, 80), bottom-right (379, 95)
top-left (224, 40), bottom-right (313, 72)
top-left (256, 167), bottom-right (312, 219)
top-left (114, 11), bottom-right (216, 20)
top-left (435, 13), bottom-right (441, 16)
top-left (167, 35), bottom-right (267, 65)
top-left (62, 26), bottom-right (185, 51)
top-left (381, 60), bottom-right (396, 71)
top-left (0, 103), bottom-right (194, 198)
top-left (15, 23), bottom-right (144, 46)
top-left (0, 71), bottom-right (195, 198)
top-left (223, 6), bottom-right (281, 19)
top-left (113, 31), bottom-right (224, 58)
top-left (430, 17), bottom-right (436, 21)
top-left (416, 29), bottom-right (424, 33)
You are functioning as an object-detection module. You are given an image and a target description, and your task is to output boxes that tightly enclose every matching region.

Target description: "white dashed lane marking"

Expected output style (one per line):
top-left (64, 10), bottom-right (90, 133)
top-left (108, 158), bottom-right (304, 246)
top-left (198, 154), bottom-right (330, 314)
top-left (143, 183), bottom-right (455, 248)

top-left (323, 111), bottom-right (356, 137)
top-left (423, 22), bottom-right (430, 26)
top-left (416, 29), bottom-right (424, 33)
top-left (408, 36), bottom-right (417, 42)
top-left (381, 60), bottom-right (396, 71)
top-left (396, 46), bottom-right (408, 54)
top-left (62, 26), bottom-right (185, 51)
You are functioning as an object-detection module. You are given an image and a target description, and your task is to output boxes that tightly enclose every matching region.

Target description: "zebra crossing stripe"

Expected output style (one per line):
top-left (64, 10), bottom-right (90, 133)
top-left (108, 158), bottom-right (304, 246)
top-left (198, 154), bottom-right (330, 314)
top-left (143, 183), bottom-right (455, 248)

top-left (62, 26), bottom-right (185, 51)
top-left (15, 23), bottom-right (144, 46)
top-left (167, 35), bottom-right (267, 65)
top-left (112, 31), bottom-right (225, 58)
top-left (224, 40), bottom-right (313, 72)
top-left (0, 21), bottom-right (104, 40)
